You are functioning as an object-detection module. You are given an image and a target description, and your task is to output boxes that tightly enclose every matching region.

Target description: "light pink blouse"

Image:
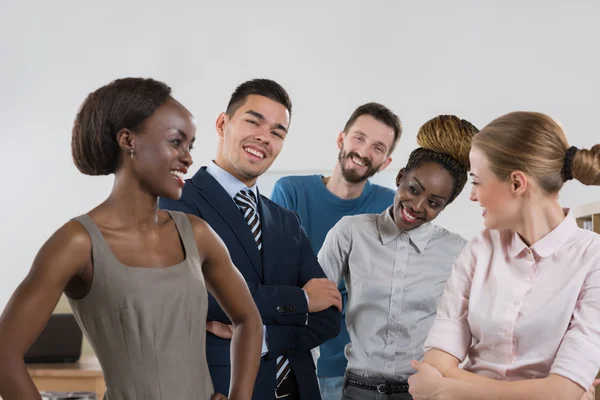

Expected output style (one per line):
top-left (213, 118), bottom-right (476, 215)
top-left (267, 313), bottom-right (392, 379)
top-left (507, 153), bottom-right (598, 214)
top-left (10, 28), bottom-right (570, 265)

top-left (424, 211), bottom-right (600, 389)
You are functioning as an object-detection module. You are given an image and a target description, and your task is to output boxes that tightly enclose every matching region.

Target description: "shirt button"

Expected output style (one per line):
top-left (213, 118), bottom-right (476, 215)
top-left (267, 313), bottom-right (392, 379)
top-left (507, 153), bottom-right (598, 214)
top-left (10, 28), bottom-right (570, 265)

top-left (394, 288), bottom-right (401, 294)
top-left (391, 314), bottom-right (397, 320)
top-left (389, 339), bottom-right (395, 345)
top-left (525, 277), bottom-right (531, 283)
top-left (513, 299), bottom-right (519, 306)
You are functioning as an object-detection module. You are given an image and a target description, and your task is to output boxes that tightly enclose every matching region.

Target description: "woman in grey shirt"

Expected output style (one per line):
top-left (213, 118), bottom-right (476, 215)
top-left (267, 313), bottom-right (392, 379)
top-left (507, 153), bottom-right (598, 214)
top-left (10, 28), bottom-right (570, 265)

top-left (318, 115), bottom-right (477, 400)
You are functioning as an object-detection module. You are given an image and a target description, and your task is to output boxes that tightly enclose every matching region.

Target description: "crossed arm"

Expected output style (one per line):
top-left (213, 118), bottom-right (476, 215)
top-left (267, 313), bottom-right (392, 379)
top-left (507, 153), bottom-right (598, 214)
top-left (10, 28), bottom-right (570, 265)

top-left (407, 349), bottom-right (591, 400)
top-left (167, 194), bottom-right (342, 359)
top-left (407, 239), bottom-right (599, 400)
top-left (204, 231), bottom-right (342, 357)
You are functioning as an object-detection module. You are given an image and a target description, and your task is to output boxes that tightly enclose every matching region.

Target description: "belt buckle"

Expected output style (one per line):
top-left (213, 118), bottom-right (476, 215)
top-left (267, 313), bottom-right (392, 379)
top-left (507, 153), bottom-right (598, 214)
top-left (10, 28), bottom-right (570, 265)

top-left (376, 383), bottom-right (388, 394)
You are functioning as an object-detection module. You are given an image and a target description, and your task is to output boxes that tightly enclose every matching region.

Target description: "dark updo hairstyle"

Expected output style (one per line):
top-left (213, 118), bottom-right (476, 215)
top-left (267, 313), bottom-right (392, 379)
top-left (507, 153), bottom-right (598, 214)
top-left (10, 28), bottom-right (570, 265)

top-left (71, 77), bottom-right (172, 175)
top-left (403, 115), bottom-right (479, 203)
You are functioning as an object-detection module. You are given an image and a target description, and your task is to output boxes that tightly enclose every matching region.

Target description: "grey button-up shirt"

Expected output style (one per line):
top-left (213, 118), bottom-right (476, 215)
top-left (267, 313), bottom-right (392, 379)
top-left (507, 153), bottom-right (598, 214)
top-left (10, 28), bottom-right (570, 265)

top-left (318, 206), bottom-right (466, 380)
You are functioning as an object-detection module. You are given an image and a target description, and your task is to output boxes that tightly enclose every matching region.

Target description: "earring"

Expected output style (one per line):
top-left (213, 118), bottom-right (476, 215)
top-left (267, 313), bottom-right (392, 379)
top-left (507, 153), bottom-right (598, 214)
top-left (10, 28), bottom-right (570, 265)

top-left (129, 149), bottom-right (134, 158)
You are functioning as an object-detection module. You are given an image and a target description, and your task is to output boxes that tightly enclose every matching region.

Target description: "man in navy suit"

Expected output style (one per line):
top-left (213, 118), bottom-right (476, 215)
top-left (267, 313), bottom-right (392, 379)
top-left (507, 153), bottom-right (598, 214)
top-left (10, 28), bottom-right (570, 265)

top-left (159, 78), bottom-right (342, 400)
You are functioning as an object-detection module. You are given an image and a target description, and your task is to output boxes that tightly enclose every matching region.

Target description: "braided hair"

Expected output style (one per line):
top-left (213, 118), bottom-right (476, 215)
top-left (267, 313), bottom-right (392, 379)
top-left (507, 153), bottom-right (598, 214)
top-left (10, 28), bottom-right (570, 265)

top-left (405, 115), bottom-right (479, 203)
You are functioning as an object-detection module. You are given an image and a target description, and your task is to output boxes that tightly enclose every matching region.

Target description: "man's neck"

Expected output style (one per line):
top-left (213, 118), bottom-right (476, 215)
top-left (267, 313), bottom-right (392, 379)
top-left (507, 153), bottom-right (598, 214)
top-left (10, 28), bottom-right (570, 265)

top-left (323, 164), bottom-right (368, 200)
top-left (212, 158), bottom-right (257, 188)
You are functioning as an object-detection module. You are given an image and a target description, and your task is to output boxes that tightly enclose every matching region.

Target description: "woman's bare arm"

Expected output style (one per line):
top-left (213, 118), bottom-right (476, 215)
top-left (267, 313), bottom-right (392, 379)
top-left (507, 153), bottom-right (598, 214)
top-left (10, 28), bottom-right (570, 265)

top-left (423, 348), bottom-right (494, 382)
top-left (423, 349), bottom-right (595, 399)
top-left (412, 355), bottom-right (586, 400)
top-left (0, 221), bottom-right (91, 399)
top-left (190, 216), bottom-right (262, 400)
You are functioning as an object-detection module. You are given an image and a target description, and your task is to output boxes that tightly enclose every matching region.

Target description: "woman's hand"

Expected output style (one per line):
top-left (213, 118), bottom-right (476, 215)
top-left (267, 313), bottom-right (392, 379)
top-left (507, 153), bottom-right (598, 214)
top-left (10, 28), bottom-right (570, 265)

top-left (206, 321), bottom-right (233, 339)
top-left (408, 360), bottom-right (449, 400)
top-left (580, 379), bottom-right (600, 400)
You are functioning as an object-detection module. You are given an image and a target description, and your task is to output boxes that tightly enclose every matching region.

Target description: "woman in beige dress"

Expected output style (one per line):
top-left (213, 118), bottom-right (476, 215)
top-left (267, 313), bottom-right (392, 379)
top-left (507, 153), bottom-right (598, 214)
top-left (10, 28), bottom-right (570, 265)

top-left (0, 77), bottom-right (263, 400)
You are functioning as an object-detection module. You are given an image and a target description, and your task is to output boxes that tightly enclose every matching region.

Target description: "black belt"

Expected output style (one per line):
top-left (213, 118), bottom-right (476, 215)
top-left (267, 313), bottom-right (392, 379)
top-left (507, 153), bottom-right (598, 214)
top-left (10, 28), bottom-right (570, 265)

top-left (346, 376), bottom-right (409, 394)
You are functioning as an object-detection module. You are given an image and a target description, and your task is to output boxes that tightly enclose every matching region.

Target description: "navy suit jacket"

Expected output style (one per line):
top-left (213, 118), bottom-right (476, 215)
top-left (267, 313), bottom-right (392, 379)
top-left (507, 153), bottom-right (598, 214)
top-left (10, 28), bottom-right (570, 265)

top-left (159, 167), bottom-right (340, 400)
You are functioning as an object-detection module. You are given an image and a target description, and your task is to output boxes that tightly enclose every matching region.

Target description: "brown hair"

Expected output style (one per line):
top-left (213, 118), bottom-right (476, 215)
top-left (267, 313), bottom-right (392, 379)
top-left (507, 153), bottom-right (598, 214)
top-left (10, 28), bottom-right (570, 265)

top-left (343, 102), bottom-right (403, 154)
top-left (72, 77), bottom-right (172, 175)
top-left (472, 111), bottom-right (600, 192)
top-left (404, 115), bottom-right (479, 203)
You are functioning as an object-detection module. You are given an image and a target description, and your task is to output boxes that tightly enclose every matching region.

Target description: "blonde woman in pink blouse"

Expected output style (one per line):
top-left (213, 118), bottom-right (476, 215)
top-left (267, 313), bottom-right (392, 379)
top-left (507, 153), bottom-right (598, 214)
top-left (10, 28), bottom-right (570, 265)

top-left (408, 111), bottom-right (600, 400)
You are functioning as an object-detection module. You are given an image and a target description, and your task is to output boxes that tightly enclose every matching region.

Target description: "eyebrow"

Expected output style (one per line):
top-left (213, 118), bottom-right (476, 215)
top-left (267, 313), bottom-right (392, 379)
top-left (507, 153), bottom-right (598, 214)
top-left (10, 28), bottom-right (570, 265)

top-left (175, 129), bottom-right (195, 143)
top-left (414, 177), bottom-right (425, 191)
top-left (414, 177), bottom-right (447, 201)
top-left (353, 130), bottom-right (388, 151)
top-left (469, 172), bottom-right (478, 178)
top-left (246, 110), bottom-right (288, 133)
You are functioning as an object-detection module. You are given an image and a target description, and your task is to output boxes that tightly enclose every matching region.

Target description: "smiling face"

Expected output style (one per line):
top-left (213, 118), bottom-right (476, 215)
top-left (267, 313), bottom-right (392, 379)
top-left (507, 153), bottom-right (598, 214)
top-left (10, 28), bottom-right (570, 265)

top-left (215, 94), bottom-right (289, 186)
top-left (468, 146), bottom-right (521, 230)
top-left (337, 115), bottom-right (395, 183)
top-left (392, 162), bottom-right (455, 231)
top-left (119, 98), bottom-right (196, 200)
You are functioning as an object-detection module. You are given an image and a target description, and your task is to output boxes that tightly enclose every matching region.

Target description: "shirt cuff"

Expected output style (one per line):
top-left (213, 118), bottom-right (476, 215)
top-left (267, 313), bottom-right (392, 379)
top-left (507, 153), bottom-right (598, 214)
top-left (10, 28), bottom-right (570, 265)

top-left (550, 334), bottom-right (600, 390)
top-left (261, 325), bottom-right (268, 357)
top-left (302, 288), bottom-right (309, 325)
top-left (423, 318), bottom-right (471, 361)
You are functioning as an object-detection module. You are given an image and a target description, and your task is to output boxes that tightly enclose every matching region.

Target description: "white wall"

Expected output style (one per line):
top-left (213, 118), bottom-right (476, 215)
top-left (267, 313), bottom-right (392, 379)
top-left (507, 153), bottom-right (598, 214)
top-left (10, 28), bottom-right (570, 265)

top-left (1, 0), bottom-right (599, 310)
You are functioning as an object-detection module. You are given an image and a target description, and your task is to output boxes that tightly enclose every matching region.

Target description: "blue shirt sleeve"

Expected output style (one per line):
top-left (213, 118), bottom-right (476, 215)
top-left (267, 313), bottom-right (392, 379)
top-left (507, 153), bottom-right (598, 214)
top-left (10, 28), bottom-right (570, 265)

top-left (270, 178), bottom-right (294, 210)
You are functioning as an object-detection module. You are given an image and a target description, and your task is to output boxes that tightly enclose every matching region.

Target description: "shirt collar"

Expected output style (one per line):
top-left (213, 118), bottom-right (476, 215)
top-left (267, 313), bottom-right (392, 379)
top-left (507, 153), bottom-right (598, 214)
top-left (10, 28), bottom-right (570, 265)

top-left (377, 206), bottom-right (434, 252)
top-left (205, 161), bottom-right (258, 201)
top-left (509, 208), bottom-right (578, 258)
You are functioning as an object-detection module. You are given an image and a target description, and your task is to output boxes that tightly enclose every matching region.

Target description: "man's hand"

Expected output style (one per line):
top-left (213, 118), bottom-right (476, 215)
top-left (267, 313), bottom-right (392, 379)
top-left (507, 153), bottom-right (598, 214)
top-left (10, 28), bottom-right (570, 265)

top-left (303, 278), bottom-right (342, 313)
top-left (580, 378), bottom-right (600, 400)
top-left (211, 393), bottom-right (228, 399)
top-left (206, 320), bottom-right (233, 339)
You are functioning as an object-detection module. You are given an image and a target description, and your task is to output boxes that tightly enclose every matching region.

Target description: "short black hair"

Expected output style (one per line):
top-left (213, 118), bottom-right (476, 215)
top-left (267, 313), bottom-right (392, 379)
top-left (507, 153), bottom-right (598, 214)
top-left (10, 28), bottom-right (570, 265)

top-left (225, 78), bottom-right (292, 119)
top-left (343, 102), bottom-right (403, 154)
top-left (71, 77), bottom-right (172, 175)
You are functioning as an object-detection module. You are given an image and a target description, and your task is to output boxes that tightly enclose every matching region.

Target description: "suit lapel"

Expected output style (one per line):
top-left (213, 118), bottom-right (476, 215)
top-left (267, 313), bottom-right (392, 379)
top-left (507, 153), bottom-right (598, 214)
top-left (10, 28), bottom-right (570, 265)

top-left (257, 192), bottom-right (279, 284)
top-left (193, 168), bottom-right (263, 280)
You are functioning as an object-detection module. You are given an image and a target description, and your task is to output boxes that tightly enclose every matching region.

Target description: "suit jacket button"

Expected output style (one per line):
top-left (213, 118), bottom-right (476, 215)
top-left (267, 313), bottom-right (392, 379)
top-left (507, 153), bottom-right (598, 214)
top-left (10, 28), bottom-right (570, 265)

top-left (277, 306), bottom-right (283, 313)
top-left (289, 305), bottom-right (296, 312)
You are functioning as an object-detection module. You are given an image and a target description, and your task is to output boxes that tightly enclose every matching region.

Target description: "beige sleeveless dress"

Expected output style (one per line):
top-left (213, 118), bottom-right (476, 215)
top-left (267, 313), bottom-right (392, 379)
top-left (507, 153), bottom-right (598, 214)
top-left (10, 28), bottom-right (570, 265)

top-left (68, 211), bottom-right (214, 399)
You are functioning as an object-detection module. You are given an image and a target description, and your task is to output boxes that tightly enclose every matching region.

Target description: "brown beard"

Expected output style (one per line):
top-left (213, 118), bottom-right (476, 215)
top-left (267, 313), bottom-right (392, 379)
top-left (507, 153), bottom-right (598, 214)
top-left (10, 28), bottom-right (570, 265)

top-left (338, 149), bottom-right (381, 183)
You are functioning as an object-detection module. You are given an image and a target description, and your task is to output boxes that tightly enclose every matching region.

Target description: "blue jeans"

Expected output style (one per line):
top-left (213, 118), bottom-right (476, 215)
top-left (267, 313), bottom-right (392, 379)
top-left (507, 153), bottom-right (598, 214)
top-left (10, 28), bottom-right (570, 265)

top-left (319, 376), bottom-right (344, 400)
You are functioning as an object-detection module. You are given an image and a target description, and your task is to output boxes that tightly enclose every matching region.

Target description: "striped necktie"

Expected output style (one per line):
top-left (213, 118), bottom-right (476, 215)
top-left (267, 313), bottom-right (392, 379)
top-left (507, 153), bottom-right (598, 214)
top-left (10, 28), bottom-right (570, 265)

top-left (234, 190), bottom-right (262, 251)
top-left (233, 190), bottom-right (292, 398)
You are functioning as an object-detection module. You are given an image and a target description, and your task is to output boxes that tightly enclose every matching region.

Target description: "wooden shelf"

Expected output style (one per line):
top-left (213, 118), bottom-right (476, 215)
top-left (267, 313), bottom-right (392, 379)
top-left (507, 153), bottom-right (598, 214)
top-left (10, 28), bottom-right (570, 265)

top-left (26, 356), bottom-right (105, 398)
top-left (572, 201), bottom-right (600, 234)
